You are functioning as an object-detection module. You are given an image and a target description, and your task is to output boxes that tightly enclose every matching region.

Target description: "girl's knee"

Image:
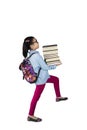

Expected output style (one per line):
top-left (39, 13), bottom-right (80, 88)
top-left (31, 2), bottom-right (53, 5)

top-left (51, 75), bottom-right (59, 83)
top-left (55, 77), bottom-right (59, 82)
top-left (53, 76), bottom-right (59, 81)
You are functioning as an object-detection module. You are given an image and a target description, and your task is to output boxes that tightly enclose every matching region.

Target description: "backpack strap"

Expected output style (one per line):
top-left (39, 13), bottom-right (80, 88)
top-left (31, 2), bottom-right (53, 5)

top-left (28, 52), bottom-right (41, 79)
top-left (27, 52), bottom-right (38, 59)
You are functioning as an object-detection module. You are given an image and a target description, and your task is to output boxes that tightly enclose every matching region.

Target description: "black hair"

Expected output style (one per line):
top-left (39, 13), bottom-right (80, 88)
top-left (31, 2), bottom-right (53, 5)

top-left (22, 36), bottom-right (35, 58)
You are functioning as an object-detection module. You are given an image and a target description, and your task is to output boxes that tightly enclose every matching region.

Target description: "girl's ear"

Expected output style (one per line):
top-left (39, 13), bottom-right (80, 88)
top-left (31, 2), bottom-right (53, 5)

top-left (30, 44), bottom-right (34, 50)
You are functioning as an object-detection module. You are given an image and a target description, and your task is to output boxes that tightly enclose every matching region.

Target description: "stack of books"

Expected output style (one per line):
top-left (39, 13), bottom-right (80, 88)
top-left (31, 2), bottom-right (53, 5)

top-left (42, 44), bottom-right (62, 66)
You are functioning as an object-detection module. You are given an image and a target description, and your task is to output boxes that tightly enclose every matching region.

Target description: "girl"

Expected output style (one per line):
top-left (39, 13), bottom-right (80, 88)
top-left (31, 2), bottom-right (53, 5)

top-left (22, 36), bottom-right (68, 122)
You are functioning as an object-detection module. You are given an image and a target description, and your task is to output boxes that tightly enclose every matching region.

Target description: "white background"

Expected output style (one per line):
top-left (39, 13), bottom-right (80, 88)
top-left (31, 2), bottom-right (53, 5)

top-left (0, 0), bottom-right (87, 129)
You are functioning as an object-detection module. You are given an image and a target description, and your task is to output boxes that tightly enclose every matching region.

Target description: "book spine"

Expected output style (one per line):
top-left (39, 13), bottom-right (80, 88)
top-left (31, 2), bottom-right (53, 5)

top-left (46, 57), bottom-right (60, 62)
top-left (43, 51), bottom-right (58, 55)
top-left (43, 44), bottom-right (57, 48)
top-left (44, 54), bottom-right (59, 59)
top-left (43, 47), bottom-right (58, 51)
top-left (47, 61), bottom-right (62, 65)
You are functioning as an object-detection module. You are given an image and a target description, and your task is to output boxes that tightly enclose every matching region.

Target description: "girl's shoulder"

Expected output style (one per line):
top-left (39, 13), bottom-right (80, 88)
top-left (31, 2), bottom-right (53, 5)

top-left (34, 51), bottom-right (41, 58)
top-left (33, 51), bottom-right (40, 55)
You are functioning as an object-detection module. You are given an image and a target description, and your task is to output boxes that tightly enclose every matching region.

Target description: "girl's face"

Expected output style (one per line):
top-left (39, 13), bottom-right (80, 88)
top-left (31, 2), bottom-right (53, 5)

top-left (30, 38), bottom-right (39, 50)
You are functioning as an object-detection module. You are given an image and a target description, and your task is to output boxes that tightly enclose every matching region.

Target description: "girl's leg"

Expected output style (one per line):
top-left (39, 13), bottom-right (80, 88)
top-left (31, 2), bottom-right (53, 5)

top-left (29, 84), bottom-right (45, 116)
top-left (47, 75), bottom-right (61, 97)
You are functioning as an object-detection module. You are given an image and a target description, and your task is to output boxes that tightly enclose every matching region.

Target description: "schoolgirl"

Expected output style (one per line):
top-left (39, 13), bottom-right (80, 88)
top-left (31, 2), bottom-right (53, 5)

top-left (22, 36), bottom-right (68, 122)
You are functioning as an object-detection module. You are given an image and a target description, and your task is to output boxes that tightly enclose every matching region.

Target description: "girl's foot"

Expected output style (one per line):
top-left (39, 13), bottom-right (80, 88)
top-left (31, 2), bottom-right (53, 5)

top-left (56, 97), bottom-right (68, 102)
top-left (27, 115), bottom-right (42, 122)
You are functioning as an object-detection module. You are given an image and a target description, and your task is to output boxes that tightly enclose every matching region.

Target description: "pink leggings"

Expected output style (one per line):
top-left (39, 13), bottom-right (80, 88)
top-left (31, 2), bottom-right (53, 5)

top-left (29, 75), bottom-right (61, 116)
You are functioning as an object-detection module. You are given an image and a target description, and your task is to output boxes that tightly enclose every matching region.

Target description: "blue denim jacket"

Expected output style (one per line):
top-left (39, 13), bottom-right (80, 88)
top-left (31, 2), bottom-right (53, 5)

top-left (28, 50), bottom-right (56, 85)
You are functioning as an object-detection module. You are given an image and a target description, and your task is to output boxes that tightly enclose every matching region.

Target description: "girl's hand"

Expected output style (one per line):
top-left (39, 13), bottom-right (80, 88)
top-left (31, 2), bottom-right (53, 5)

top-left (56, 62), bottom-right (62, 66)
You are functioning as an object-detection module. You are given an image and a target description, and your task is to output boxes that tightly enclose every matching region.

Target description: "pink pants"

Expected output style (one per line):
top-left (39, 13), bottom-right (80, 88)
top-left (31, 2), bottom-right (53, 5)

top-left (29, 75), bottom-right (61, 116)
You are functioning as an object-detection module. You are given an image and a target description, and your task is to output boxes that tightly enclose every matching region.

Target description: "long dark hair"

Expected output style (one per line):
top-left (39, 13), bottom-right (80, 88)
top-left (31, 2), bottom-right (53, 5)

top-left (22, 36), bottom-right (35, 58)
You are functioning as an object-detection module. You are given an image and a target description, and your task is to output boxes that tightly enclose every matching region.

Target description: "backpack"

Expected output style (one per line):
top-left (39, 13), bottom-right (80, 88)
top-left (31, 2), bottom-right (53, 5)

top-left (19, 53), bottom-right (41, 83)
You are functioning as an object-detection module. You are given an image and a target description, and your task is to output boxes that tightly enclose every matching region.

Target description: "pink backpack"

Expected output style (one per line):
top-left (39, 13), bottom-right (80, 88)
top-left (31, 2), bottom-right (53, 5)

top-left (19, 53), bottom-right (41, 83)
